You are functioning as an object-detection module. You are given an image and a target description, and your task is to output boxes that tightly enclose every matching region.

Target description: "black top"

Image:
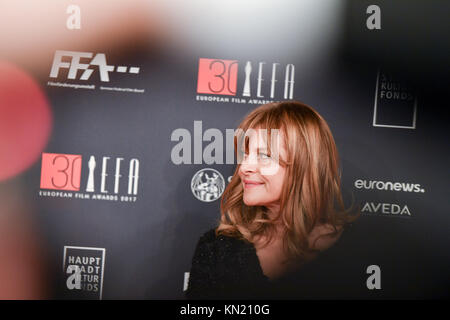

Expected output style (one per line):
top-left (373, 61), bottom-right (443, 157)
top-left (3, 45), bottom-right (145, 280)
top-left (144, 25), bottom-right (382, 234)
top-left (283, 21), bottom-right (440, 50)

top-left (186, 223), bottom-right (382, 300)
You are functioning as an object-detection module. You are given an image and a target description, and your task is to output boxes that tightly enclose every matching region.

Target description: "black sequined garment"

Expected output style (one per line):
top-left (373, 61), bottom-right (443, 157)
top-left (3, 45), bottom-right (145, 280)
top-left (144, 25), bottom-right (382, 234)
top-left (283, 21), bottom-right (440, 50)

top-left (185, 223), bottom-right (385, 300)
top-left (185, 228), bottom-right (271, 300)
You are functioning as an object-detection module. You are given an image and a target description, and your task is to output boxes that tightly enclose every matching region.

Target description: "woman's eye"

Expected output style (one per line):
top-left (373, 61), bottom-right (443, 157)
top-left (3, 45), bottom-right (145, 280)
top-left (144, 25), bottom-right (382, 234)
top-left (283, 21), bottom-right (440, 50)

top-left (259, 153), bottom-right (271, 160)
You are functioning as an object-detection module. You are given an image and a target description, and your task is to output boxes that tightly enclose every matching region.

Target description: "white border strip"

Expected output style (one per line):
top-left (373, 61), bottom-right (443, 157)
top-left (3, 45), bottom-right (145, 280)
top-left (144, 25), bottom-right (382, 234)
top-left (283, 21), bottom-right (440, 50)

top-left (183, 272), bottom-right (190, 292)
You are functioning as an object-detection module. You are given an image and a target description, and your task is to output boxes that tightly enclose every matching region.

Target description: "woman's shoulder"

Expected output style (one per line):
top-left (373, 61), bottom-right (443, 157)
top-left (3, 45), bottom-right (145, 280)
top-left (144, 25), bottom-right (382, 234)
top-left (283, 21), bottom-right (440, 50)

top-left (196, 228), bottom-right (252, 254)
top-left (192, 228), bottom-right (263, 278)
top-left (196, 228), bottom-right (217, 244)
top-left (188, 228), bottom-right (270, 299)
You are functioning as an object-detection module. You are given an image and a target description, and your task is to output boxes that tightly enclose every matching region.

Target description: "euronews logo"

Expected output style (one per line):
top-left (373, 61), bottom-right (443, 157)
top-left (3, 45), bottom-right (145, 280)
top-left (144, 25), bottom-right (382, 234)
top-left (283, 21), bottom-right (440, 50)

top-left (354, 179), bottom-right (425, 193)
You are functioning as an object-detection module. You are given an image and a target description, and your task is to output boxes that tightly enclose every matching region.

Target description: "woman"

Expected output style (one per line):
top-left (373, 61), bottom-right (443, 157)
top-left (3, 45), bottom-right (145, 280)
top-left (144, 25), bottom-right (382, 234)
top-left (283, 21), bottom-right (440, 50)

top-left (186, 101), bottom-right (358, 299)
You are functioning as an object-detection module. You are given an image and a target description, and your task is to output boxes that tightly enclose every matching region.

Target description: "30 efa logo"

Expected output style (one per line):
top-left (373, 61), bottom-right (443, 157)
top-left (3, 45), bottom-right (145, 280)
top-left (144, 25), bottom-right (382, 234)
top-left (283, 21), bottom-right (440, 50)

top-left (196, 58), bottom-right (295, 104)
top-left (39, 153), bottom-right (139, 202)
top-left (63, 246), bottom-right (105, 300)
top-left (198, 59), bottom-right (238, 96)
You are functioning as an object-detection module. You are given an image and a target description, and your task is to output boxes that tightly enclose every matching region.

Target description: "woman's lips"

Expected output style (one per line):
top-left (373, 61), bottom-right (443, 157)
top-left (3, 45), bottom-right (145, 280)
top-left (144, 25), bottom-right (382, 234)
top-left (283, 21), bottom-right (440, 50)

top-left (243, 180), bottom-right (264, 189)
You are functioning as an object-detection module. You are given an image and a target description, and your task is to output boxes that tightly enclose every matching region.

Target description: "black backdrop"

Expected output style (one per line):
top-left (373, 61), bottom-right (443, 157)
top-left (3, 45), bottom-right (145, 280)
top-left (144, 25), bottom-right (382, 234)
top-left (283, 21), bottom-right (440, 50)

top-left (0, 0), bottom-right (448, 299)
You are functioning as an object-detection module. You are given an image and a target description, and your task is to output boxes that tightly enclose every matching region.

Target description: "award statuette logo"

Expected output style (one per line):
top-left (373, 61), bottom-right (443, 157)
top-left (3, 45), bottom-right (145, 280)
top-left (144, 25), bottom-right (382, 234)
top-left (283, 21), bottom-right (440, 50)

top-left (191, 168), bottom-right (225, 202)
top-left (63, 246), bottom-right (106, 300)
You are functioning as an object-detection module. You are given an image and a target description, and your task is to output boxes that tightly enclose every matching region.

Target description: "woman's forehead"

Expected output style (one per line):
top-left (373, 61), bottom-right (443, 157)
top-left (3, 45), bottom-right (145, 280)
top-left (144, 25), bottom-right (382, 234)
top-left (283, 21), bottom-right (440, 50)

top-left (246, 128), bottom-right (287, 150)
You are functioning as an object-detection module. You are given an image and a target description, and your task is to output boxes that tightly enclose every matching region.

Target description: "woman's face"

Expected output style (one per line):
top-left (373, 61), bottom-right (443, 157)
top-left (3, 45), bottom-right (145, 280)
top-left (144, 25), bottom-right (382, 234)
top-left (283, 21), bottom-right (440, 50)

top-left (238, 128), bottom-right (288, 212)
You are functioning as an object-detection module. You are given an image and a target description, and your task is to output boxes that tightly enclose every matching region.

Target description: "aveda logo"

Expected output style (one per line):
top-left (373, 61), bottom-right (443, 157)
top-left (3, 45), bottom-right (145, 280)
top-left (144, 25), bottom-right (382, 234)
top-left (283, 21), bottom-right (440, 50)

top-left (361, 202), bottom-right (411, 217)
top-left (354, 179), bottom-right (425, 193)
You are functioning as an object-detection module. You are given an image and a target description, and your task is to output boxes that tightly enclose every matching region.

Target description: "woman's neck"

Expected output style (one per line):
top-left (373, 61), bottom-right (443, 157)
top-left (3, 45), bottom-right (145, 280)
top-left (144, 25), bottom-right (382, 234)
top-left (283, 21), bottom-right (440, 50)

top-left (264, 204), bottom-right (281, 222)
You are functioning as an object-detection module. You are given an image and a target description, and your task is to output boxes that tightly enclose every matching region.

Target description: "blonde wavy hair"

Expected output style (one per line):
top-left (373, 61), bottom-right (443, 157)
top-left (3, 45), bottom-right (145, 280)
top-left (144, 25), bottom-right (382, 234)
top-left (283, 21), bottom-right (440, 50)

top-left (217, 101), bottom-right (358, 260)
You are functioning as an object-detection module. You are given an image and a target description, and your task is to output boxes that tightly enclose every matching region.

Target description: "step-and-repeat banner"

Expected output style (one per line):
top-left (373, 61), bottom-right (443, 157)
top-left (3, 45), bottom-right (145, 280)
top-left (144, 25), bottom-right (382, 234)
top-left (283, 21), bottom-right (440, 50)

top-left (0, 0), bottom-right (448, 299)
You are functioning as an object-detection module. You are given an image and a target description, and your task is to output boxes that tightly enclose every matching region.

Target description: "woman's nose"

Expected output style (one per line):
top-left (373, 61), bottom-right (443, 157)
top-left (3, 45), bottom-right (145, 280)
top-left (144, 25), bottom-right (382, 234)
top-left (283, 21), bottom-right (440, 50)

top-left (239, 153), bottom-right (258, 174)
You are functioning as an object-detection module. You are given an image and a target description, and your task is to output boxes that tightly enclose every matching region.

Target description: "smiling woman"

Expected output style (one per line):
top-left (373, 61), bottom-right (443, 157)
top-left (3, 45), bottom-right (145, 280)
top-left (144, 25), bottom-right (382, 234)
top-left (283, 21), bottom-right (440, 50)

top-left (186, 101), bottom-right (359, 299)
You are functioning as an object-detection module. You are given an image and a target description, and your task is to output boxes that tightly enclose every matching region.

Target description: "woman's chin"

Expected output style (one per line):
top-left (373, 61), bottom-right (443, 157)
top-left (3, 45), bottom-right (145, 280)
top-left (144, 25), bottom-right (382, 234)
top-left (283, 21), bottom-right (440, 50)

top-left (243, 197), bottom-right (260, 207)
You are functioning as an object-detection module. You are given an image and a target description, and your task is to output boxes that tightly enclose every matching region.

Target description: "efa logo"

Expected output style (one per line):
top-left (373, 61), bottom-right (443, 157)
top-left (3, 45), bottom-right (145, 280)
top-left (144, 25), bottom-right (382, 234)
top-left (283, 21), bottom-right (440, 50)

top-left (49, 50), bottom-right (140, 82)
top-left (197, 58), bottom-right (295, 98)
top-left (40, 153), bottom-right (139, 195)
